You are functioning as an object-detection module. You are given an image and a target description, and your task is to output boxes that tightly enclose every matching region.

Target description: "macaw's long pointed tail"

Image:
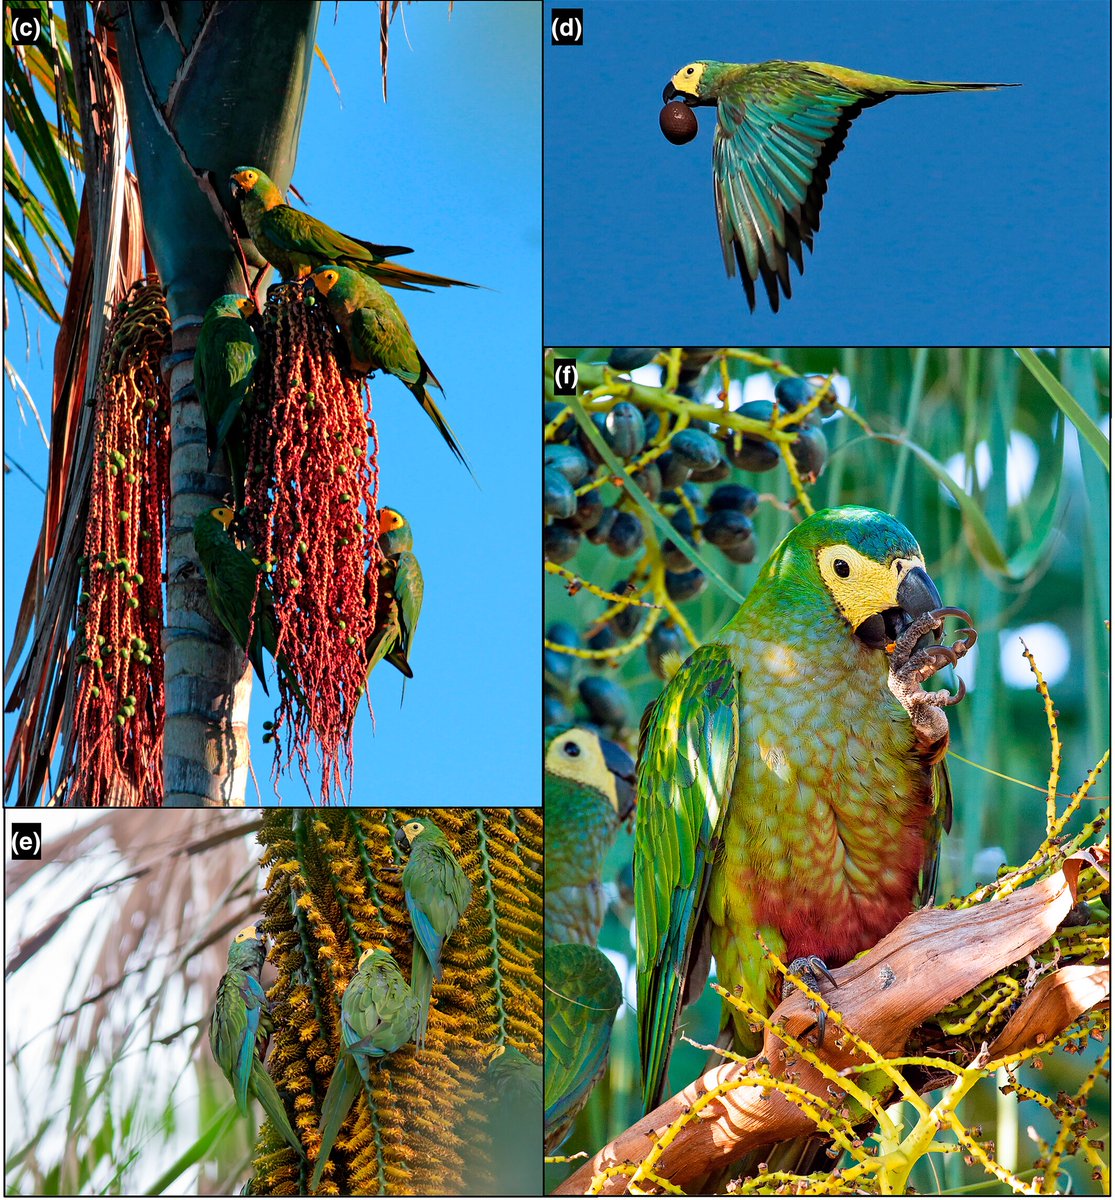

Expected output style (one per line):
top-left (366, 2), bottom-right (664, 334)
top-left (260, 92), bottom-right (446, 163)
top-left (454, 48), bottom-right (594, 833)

top-left (250, 1058), bottom-right (303, 1157)
top-left (361, 259), bottom-right (480, 294)
top-left (408, 382), bottom-right (476, 483)
top-left (310, 1053), bottom-right (362, 1190)
top-left (883, 78), bottom-right (1017, 94)
top-left (412, 949), bottom-right (434, 1051)
top-left (801, 63), bottom-right (1019, 96)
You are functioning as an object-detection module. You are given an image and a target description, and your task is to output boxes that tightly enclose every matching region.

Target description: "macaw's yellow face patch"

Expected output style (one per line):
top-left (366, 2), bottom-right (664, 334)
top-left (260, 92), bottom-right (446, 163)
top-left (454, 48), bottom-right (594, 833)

top-left (816, 543), bottom-right (926, 630)
top-left (670, 62), bottom-right (708, 98)
top-left (545, 727), bottom-right (623, 813)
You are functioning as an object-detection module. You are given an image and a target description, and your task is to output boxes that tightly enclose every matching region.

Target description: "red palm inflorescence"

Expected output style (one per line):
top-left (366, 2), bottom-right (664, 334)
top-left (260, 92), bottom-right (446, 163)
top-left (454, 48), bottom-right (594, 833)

top-left (242, 286), bottom-right (383, 804)
top-left (71, 277), bottom-right (170, 806)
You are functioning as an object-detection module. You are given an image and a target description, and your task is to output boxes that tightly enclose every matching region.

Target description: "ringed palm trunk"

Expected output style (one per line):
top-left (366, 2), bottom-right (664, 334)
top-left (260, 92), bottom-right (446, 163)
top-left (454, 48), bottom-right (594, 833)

top-left (110, 0), bottom-right (318, 804)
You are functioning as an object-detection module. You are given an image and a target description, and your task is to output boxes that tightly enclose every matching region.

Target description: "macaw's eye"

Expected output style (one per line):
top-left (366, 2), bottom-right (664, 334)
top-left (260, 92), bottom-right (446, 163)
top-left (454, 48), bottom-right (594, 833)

top-left (834, 558), bottom-right (851, 578)
top-left (561, 740), bottom-right (581, 758)
top-left (685, 67), bottom-right (695, 76)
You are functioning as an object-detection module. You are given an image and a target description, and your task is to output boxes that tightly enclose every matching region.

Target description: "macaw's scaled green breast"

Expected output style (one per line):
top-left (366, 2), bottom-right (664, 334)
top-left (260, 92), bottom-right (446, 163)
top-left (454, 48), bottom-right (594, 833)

top-left (544, 725), bottom-right (636, 946)
top-left (636, 505), bottom-right (956, 1109)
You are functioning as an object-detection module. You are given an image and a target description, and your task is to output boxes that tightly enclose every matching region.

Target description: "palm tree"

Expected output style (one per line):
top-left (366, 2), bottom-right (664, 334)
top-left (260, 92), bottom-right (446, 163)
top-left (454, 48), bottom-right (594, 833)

top-left (4, 2), bottom-right (439, 806)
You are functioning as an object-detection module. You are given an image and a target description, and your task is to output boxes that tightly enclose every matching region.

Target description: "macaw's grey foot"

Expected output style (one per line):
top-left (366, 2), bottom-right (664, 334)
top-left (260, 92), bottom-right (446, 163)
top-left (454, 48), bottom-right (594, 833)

top-left (888, 607), bottom-right (977, 743)
top-left (783, 955), bottom-right (838, 1046)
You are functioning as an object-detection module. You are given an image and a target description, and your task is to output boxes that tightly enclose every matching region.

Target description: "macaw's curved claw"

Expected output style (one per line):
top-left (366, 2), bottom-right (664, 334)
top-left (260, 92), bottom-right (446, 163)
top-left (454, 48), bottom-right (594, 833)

top-left (783, 955), bottom-right (838, 1045)
top-left (922, 642), bottom-right (959, 669)
top-left (940, 676), bottom-right (967, 707)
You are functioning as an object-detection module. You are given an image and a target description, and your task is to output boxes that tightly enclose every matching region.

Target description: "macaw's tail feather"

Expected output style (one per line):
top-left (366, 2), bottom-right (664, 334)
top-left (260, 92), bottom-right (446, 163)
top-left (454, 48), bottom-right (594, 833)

top-left (360, 259), bottom-right (480, 294)
top-left (344, 232), bottom-right (414, 259)
top-left (411, 949), bottom-right (434, 1051)
top-left (310, 1052), bottom-right (361, 1190)
top-left (887, 79), bottom-right (1017, 93)
top-left (250, 1059), bottom-right (303, 1157)
top-left (409, 383), bottom-right (475, 482)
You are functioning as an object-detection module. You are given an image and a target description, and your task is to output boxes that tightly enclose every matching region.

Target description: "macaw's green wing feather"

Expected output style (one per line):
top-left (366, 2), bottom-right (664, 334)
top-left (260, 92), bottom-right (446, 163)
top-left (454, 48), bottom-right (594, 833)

top-left (543, 942), bottom-right (623, 1152)
top-left (310, 1051), bottom-right (361, 1191)
top-left (260, 206), bottom-right (406, 266)
top-left (210, 968), bottom-right (257, 1115)
top-left (405, 839), bottom-right (474, 975)
top-left (262, 206), bottom-right (476, 291)
top-left (400, 827), bottom-right (473, 1048)
top-left (193, 512), bottom-right (278, 694)
top-left (405, 889), bottom-right (445, 978)
top-left (388, 550), bottom-right (423, 675)
top-left (712, 62), bottom-right (871, 312)
top-left (635, 643), bottom-right (741, 1112)
top-left (195, 299), bottom-right (259, 510)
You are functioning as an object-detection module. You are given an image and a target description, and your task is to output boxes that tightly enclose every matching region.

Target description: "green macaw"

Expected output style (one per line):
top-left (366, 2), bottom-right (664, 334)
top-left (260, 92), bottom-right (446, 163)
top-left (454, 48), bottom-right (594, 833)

top-left (229, 166), bottom-right (477, 293)
top-left (365, 507), bottom-right (424, 682)
top-left (307, 264), bottom-right (470, 473)
top-left (635, 506), bottom-right (976, 1112)
top-left (662, 61), bottom-right (1013, 312)
top-left (393, 816), bottom-right (474, 1050)
top-left (483, 1045), bottom-right (544, 1194)
top-left (544, 941), bottom-right (624, 1153)
top-left (310, 947), bottom-right (420, 1191)
top-left (194, 294), bottom-right (259, 510)
top-left (544, 725), bottom-right (637, 946)
top-left (210, 926), bottom-right (303, 1157)
top-left (193, 505), bottom-right (278, 693)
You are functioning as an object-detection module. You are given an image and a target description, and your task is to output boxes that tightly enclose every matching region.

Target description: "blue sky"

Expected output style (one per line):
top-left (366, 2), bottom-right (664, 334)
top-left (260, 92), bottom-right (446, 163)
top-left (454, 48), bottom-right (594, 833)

top-left (544, 0), bottom-right (1111, 346)
top-left (4, 2), bottom-right (541, 807)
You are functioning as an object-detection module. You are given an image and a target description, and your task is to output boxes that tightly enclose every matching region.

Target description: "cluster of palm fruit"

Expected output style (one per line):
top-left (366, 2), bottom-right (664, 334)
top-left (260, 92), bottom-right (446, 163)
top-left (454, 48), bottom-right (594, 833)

top-left (208, 814), bottom-right (482, 1190)
top-left (191, 163), bottom-right (479, 703)
top-left (544, 347), bottom-right (839, 739)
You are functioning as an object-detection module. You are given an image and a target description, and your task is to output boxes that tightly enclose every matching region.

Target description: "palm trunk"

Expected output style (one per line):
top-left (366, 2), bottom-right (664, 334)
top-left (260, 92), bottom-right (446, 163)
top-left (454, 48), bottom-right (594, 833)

top-left (111, 0), bottom-right (318, 803)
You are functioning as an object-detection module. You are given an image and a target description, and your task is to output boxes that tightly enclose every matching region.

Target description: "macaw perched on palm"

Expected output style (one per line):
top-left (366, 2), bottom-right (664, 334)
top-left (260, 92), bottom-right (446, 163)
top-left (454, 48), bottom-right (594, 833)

top-left (365, 507), bottom-right (423, 682)
top-left (210, 926), bottom-right (303, 1156)
top-left (662, 61), bottom-right (1013, 312)
top-left (310, 947), bottom-right (420, 1191)
top-left (194, 294), bottom-right (259, 511)
top-left (393, 816), bottom-right (474, 1049)
top-left (307, 264), bottom-right (471, 473)
top-left (544, 725), bottom-right (637, 946)
top-left (229, 166), bottom-right (477, 293)
top-left (635, 506), bottom-right (977, 1113)
top-left (193, 506), bottom-right (279, 693)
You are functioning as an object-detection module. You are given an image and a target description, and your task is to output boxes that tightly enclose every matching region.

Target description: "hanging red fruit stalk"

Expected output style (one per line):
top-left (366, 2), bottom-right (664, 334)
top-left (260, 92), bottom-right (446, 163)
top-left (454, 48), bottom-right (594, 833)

top-left (241, 285), bottom-right (383, 804)
top-left (71, 277), bottom-right (170, 806)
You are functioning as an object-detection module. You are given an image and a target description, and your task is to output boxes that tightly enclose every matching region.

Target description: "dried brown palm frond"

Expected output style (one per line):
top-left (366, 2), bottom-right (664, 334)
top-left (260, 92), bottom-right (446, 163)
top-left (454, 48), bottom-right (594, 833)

top-left (5, 6), bottom-right (144, 806)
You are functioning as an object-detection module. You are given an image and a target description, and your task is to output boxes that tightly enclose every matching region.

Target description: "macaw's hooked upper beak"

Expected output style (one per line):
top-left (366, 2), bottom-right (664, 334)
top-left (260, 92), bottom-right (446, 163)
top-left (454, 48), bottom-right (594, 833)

top-left (855, 565), bottom-right (943, 650)
top-left (663, 80), bottom-right (699, 106)
top-left (599, 735), bottom-right (637, 821)
top-left (392, 825), bottom-right (411, 853)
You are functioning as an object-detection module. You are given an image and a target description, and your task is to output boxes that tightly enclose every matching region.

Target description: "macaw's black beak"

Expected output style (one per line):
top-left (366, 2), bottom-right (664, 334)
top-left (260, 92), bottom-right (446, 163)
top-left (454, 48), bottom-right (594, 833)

top-left (896, 566), bottom-right (943, 629)
top-left (855, 565), bottom-right (943, 650)
top-left (600, 735), bottom-right (637, 821)
top-left (662, 81), bottom-right (710, 106)
top-left (392, 826), bottom-right (410, 853)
